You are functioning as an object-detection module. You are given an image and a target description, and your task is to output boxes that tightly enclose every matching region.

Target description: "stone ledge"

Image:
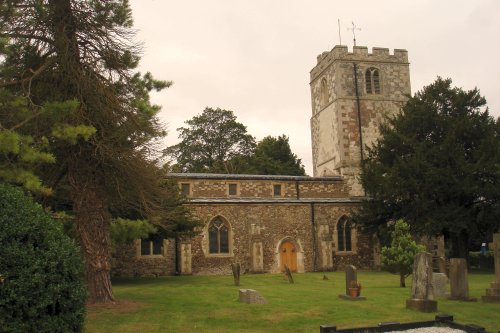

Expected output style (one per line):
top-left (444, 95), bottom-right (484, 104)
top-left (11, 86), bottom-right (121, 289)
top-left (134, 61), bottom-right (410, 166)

top-left (338, 294), bottom-right (366, 301)
top-left (481, 295), bottom-right (500, 303)
top-left (405, 298), bottom-right (437, 312)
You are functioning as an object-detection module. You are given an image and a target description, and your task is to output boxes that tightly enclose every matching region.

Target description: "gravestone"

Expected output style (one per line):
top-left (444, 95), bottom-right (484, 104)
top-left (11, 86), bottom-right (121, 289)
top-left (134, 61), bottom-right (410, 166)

top-left (338, 265), bottom-right (366, 300)
top-left (432, 273), bottom-right (448, 298)
top-left (448, 258), bottom-right (476, 301)
top-left (437, 257), bottom-right (447, 276)
top-left (344, 265), bottom-right (357, 295)
top-left (284, 264), bottom-right (294, 284)
top-left (406, 252), bottom-right (437, 312)
top-left (239, 289), bottom-right (267, 304)
top-left (482, 233), bottom-right (500, 302)
top-left (231, 262), bottom-right (241, 286)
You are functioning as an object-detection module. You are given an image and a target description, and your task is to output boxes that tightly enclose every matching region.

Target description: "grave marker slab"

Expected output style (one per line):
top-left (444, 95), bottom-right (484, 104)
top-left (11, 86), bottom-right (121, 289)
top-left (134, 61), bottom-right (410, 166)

top-left (239, 289), bottom-right (267, 304)
top-left (432, 273), bottom-right (448, 298)
top-left (338, 265), bottom-right (366, 300)
top-left (406, 252), bottom-right (437, 312)
top-left (482, 233), bottom-right (500, 302)
top-left (448, 258), bottom-right (476, 301)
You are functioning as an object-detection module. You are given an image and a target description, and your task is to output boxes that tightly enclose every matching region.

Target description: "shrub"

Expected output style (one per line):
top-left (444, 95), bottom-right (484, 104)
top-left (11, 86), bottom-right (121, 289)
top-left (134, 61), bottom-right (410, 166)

top-left (0, 183), bottom-right (86, 333)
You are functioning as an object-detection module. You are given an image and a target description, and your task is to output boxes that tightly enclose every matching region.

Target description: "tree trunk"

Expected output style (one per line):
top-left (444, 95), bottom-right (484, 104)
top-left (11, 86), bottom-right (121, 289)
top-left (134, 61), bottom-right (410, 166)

top-left (69, 166), bottom-right (114, 303)
top-left (451, 230), bottom-right (470, 263)
top-left (400, 273), bottom-right (406, 287)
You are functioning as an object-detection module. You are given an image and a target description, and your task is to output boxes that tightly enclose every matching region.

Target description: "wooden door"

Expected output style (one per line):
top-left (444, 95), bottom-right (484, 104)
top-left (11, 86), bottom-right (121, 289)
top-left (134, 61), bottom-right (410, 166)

top-left (280, 241), bottom-right (297, 272)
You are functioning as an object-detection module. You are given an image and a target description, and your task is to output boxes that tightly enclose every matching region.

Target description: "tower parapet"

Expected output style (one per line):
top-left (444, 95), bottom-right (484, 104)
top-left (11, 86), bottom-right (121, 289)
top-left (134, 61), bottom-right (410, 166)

top-left (312, 46), bottom-right (408, 80)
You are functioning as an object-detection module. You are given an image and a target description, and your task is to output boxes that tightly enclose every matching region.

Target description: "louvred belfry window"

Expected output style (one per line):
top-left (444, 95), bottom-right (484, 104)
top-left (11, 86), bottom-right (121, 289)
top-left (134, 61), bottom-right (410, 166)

top-left (365, 68), bottom-right (381, 94)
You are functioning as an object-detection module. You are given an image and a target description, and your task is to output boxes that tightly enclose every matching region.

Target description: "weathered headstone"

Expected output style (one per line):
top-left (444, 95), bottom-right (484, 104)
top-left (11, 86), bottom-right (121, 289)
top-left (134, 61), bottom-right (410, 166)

top-left (231, 262), bottom-right (241, 286)
top-left (406, 252), bottom-right (437, 312)
top-left (432, 273), bottom-right (448, 298)
top-left (437, 257), bottom-right (447, 276)
top-left (448, 258), bottom-right (476, 301)
top-left (482, 233), bottom-right (500, 302)
top-left (338, 265), bottom-right (366, 300)
top-left (284, 264), bottom-right (294, 284)
top-left (344, 265), bottom-right (357, 295)
top-left (239, 289), bottom-right (267, 304)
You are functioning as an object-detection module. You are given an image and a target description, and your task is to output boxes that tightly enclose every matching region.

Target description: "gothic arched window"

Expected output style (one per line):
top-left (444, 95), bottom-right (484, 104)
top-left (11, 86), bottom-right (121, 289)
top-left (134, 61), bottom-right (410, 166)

top-left (337, 216), bottom-right (353, 252)
top-left (208, 217), bottom-right (229, 254)
top-left (365, 68), bottom-right (381, 94)
top-left (320, 78), bottom-right (328, 108)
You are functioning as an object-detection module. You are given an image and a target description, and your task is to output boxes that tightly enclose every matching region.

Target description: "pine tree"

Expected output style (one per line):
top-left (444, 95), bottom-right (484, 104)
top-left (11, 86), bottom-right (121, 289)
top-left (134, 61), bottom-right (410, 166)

top-left (0, 1), bottom-right (185, 303)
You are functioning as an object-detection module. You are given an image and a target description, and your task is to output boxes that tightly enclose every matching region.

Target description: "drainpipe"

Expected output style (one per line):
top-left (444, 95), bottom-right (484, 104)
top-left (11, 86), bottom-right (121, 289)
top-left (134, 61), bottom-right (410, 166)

top-left (310, 203), bottom-right (318, 271)
top-left (295, 180), bottom-right (300, 200)
top-left (353, 63), bottom-right (364, 162)
top-left (174, 236), bottom-right (180, 275)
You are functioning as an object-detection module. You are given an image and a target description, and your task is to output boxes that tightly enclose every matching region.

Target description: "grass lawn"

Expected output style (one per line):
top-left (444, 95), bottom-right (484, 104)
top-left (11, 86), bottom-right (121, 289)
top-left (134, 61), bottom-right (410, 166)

top-left (85, 271), bottom-right (499, 333)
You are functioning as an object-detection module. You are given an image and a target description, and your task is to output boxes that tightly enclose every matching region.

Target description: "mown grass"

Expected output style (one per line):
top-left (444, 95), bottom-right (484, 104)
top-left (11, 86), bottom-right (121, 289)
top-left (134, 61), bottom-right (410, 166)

top-left (85, 271), bottom-right (499, 333)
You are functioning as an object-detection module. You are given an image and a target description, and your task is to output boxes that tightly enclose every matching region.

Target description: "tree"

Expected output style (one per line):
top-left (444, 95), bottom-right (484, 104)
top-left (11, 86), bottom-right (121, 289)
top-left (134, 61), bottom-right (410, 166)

top-left (380, 219), bottom-right (425, 287)
top-left (0, 1), bottom-right (187, 303)
top-left (357, 78), bottom-right (500, 259)
top-left (243, 135), bottom-right (306, 175)
top-left (165, 107), bottom-right (256, 173)
top-left (0, 183), bottom-right (86, 332)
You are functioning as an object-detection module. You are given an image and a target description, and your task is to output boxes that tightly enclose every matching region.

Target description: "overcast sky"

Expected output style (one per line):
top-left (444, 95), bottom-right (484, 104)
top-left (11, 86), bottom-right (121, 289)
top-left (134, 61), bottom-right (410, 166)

top-left (129, 0), bottom-right (500, 175)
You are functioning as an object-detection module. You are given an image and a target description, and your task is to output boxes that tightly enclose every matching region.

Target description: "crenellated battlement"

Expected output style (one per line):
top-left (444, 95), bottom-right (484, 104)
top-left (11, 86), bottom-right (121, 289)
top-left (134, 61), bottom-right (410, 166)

top-left (311, 45), bottom-right (408, 80)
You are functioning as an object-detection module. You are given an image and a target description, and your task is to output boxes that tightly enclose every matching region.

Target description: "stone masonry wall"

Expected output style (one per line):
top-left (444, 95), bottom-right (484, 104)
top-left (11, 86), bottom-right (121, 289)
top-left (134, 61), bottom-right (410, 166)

top-left (111, 175), bottom-right (374, 277)
top-left (179, 177), bottom-right (350, 199)
top-left (112, 239), bottom-right (176, 277)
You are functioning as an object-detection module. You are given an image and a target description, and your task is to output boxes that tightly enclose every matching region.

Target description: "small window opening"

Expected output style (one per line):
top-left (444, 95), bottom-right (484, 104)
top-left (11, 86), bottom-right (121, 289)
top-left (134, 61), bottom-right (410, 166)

top-left (273, 184), bottom-right (282, 196)
top-left (141, 236), bottom-right (163, 256)
top-left (228, 183), bottom-right (238, 196)
top-left (181, 183), bottom-right (191, 196)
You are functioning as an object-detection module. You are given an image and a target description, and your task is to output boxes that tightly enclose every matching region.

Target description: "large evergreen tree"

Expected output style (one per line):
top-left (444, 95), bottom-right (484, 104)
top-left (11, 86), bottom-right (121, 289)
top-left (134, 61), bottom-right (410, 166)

top-left (357, 78), bottom-right (500, 259)
top-left (243, 135), bottom-right (306, 175)
top-left (0, 1), bottom-right (182, 303)
top-left (165, 107), bottom-right (256, 173)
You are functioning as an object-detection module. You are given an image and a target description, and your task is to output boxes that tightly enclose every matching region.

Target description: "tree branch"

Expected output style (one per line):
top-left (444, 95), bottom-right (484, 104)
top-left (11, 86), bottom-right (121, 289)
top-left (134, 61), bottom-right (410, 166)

top-left (0, 57), bottom-right (54, 88)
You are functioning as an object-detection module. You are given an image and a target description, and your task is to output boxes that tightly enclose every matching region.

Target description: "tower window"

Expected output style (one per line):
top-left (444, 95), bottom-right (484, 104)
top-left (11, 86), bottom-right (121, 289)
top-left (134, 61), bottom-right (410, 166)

top-left (365, 68), bottom-right (381, 94)
top-left (208, 217), bottom-right (229, 254)
top-left (320, 78), bottom-right (329, 108)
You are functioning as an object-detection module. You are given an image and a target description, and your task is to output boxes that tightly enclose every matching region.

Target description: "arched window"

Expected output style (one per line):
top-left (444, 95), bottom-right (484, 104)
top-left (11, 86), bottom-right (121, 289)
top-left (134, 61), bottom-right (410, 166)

top-left (320, 78), bottom-right (328, 108)
top-left (208, 217), bottom-right (229, 254)
top-left (365, 68), bottom-right (380, 94)
top-left (337, 216), bottom-right (353, 252)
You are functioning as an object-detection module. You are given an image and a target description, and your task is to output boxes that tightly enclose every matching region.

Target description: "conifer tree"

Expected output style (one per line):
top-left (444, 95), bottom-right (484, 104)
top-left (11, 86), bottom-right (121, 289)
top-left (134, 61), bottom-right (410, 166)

top-left (0, 1), bottom-right (185, 303)
top-left (381, 220), bottom-right (425, 287)
top-left (357, 77), bottom-right (500, 259)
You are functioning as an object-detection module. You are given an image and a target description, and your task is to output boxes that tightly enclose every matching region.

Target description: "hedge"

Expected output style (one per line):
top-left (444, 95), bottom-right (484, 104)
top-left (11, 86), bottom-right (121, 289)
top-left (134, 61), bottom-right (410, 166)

top-left (0, 183), bottom-right (86, 332)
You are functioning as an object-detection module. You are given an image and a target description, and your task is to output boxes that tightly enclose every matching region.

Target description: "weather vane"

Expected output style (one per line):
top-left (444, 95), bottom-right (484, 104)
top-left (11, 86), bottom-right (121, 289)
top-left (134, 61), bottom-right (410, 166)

top-left (347, 21), bottom-right (361, 46)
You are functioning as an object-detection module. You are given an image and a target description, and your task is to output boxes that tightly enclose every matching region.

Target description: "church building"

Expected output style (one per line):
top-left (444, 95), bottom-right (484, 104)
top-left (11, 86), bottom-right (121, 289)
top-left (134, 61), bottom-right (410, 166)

top-left (112, 45), bottom-right (412, 277)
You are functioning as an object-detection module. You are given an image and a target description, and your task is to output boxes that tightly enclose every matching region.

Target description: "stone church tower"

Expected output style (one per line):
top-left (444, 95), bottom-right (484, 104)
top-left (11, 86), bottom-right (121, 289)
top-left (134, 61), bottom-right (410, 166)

top-left (310, 45), bottom-right (411, 196)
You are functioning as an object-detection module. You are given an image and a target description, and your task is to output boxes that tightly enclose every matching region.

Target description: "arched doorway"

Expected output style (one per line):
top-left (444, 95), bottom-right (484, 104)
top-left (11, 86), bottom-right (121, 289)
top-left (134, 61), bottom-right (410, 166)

top-left (279, 241), bottom-right (297, 272)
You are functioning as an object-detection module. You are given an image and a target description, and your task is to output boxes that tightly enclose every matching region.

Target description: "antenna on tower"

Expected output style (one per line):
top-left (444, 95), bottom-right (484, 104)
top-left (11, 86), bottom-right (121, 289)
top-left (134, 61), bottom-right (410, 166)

top-left (347, 21), bottom-right (361, 46)
top-left (338, 19), bottom-right (342, 46)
